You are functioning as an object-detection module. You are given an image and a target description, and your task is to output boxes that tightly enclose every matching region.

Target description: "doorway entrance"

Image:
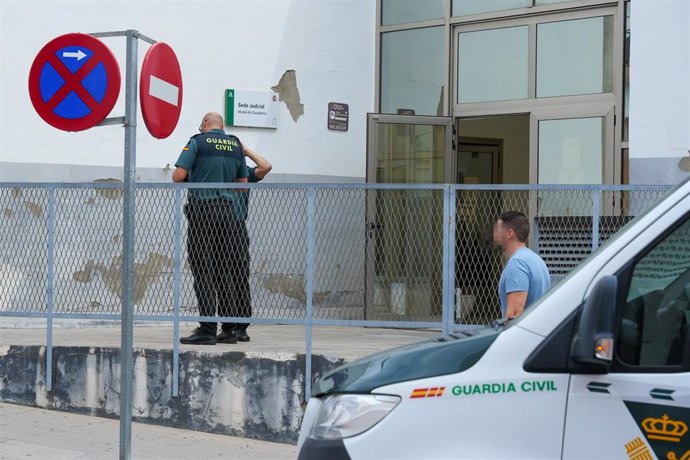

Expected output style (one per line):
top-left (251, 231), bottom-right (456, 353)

top-left (365, 114), bottom-right (452, 321)
top-left (454, 115), bottom-right (529, 321)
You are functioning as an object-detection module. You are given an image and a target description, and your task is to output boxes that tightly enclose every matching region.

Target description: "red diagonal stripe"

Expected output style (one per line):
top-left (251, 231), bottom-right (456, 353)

top-left (43, 53), bottom-right (102, 113)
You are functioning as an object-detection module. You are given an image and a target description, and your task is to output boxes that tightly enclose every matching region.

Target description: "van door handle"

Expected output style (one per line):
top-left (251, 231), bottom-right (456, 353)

top-left (650, 388), bottom-right (675, 401)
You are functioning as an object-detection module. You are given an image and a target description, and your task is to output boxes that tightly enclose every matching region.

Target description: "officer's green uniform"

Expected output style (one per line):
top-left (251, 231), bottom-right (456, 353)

top-left (175, 129), bottom-right (251, 335)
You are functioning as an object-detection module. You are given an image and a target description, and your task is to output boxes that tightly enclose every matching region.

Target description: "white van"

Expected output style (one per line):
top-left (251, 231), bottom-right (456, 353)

top-left (297, 180), bottom-right (690, 460)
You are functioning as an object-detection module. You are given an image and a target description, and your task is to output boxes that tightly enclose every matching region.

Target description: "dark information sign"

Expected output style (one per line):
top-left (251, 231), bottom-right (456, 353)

top-left (328, 102), bottom-right (348, 132)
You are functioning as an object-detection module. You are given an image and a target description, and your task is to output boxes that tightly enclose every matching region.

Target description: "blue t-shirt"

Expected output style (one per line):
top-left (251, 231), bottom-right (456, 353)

top-left (234, 166), bottom-right (262, 220)
top-left (498, 247), bottom-right (551, 317)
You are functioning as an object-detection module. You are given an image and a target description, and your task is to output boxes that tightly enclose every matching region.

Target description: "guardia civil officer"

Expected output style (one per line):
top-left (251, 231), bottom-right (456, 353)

top-left (173, 112), bottom-right (252, 345)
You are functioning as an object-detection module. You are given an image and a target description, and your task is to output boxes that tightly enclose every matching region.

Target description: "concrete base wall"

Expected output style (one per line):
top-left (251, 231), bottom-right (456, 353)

top-left (0, 345), bottom-right (343, 444)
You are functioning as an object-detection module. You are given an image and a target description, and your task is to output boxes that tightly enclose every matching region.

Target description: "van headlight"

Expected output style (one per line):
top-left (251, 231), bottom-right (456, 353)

top-left (309, 394), bottom-right (401, 440)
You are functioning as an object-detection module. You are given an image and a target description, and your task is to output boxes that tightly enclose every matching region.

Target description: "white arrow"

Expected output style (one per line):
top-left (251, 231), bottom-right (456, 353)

top-left (62, 50), bottom-right (87, 61)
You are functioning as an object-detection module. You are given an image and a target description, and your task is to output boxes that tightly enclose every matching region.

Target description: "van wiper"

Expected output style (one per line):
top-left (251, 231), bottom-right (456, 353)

top-left (448, 329), bottom-right (479, 339)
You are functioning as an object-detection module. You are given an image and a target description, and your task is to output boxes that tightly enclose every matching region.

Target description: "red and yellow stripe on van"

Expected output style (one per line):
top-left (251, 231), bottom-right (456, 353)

top-left (410, 387), bottom-right (445, 399)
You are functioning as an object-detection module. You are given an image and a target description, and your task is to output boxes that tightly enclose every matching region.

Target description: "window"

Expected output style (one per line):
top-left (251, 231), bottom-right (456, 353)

top-left (617, 218), bottom-right (690, 367)
top-left (538, 117), bottom-right (604, 184)
top-left (453, 0), bottom-right (530, 17)
top-left (382, 0), bottom-right (445, 26)
top-left (537, 16), bottom-right (614, 97)
top-left (457, 26), bottom-right (528, 103)
top-left (381, 27), bottom-right (445, 116)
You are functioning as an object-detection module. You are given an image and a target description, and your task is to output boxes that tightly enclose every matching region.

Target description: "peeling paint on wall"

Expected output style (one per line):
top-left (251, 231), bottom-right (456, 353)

top-left (93, 178), bottom-right (123, 200)
top-left (0, 345), bottom-right (345, 443)
top-left (262, 273), bottom-right (328, 305)
top-left (23, 201), bottom-right (44, 218)
top-left (11, 188), bottom-right (22, 199)
top-left (73, 253), bottom-right (174, 305)
top-left (679, 151), bottom-right (690, 172)
top-left (3, 208), bottom-right (13, 218)
top-left (72, 260), bottom-right (103, 283)
top-left (271, 70), bottom-right (304, 122)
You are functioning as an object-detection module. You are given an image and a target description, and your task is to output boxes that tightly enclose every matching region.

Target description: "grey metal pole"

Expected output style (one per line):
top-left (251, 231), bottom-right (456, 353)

top-left (305, 187), bottom-right (316, 401)
top-left (441, 186), bottom-right (451, 336)
top-left (46, 186), bottom-right (55, 392)
top-left (119, 29), bottom-right (138, 460)
top-left (172, 187), bottom-right (182, 397)
top-left (591, 190), bottom-right (601, 252)
top-left (446, 187), bottom-right (457, 333)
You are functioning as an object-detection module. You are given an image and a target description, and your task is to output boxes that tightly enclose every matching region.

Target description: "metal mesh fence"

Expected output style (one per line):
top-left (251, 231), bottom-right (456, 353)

top-left (368, 189), bottom-right (444, 322)
top-left (0, 187), bottom-right (48, 312)
top-left (313, 189), bottom-right (365, 320)
top-left (54, 186), bottom-right (124, 314)
top-left (455, 189), bottom-right (528, 324)
top-left (0, 183), bottom-right (673, 326)
top-left (241, 188), bottom-right (307, 320)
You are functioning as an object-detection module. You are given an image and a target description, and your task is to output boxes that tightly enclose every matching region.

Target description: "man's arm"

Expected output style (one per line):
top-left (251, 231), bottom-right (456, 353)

top-left (235, 175), bottom-right (249, 192)
top-left (505, 291), bottom-right (528, 319)
top-left (174, 138), bottom-right (196, 182)
top-left (172, 167), bottom-right (188, 182)
top-left (241, 142), bottom-right (272, 179)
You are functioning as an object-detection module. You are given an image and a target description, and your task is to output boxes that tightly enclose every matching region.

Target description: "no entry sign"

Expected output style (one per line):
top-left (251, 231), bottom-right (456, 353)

top-left (28, 33), bottom-right (121, 131)
top-left (140, 42), bottom-right (183, 139)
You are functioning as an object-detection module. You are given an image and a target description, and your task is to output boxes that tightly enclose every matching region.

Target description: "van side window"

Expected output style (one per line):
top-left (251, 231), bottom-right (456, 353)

top-left (618, 218), bottom-right (690, 367)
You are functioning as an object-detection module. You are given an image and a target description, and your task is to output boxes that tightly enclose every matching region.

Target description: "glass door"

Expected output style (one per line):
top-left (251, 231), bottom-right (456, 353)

top-left (530, 105), bottom-right (615, 215)
top-left (365, 114), bottom-right (453, 321)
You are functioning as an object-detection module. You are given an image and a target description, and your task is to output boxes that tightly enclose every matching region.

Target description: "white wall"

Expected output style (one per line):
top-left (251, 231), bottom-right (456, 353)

top-left (629, 0), bottom-right (689, 161)
top-left (0, 0), bottom-right (375, 179)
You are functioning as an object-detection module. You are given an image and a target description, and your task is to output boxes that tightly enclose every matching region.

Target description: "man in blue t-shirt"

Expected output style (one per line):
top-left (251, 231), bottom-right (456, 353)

top-left (493, 211), bottom-right (551, 319)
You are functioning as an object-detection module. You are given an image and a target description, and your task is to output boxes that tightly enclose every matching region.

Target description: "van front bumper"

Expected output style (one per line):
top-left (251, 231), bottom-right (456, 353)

top-left (296, 437), bottom-right (351, 460)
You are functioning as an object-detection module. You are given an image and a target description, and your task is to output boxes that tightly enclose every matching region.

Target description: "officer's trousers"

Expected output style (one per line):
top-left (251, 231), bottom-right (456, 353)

top-left (185, 199), bottom-right (251, 334)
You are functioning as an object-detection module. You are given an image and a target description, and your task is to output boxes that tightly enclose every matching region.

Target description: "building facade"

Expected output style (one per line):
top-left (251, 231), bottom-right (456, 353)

top-left (372, 0), bottom-right (689, 187)
top-left (0, 0), bottom-right (688, 184)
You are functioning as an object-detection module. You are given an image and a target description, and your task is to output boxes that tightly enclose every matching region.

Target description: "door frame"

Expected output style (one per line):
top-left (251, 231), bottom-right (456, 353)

top-left (457, 136), bottom-right (503, 184)
top-left (365, 114), bottom-right (453, 320)
top-left (366, 114), bottom-right (454, 184)
top-left (449, 4), bottom-right (623, 184)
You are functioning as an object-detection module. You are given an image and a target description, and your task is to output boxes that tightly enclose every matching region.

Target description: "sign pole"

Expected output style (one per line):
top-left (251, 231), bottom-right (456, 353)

top-left (119, 29), bottom-right (138, 460)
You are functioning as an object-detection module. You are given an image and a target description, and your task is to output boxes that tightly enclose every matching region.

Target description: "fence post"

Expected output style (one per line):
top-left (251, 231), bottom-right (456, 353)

top-left (441, 185), bottom-right (452, 335)
top-left (172, 187), bottom-right (182, 397)
top-left (46, 185), bottom-right (55, 393)
top-left (592, 189), bottom-right (601, 252)
top-left (305, 187), bottom-right (316, 401)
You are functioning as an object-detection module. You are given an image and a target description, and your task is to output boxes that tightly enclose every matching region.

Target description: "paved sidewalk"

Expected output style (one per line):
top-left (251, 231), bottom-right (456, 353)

top-left (0, 402), bottom-right (296, 459)
top-left (0, 324), bottom-right (439, 360)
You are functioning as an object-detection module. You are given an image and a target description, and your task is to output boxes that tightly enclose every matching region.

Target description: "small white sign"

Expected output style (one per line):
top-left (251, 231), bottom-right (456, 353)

top-left (225, 89), bottom-right (278, 129)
